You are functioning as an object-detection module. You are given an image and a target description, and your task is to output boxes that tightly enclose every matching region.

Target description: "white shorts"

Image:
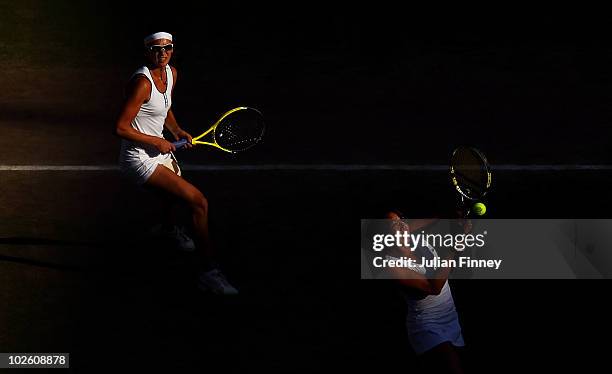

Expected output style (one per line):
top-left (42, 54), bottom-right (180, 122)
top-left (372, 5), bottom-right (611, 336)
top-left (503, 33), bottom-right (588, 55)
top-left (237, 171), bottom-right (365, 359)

top-left (119, 145), bottom-right (181, 185)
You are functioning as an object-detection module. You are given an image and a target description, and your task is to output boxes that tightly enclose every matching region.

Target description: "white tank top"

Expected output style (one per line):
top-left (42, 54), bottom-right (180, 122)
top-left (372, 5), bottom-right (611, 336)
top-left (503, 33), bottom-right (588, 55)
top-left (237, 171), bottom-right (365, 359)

top-left (404, 280), bottom-right (458, 327)
top-left (402, 230), bottom-right (460, 328)
top-left (119, 65), bottom-right (174, 160)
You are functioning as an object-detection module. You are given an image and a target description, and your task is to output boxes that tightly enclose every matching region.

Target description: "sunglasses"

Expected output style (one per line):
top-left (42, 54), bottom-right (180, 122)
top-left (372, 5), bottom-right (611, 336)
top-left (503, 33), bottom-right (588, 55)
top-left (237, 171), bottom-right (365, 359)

top-left (148, 44), bottom-right (174, 53)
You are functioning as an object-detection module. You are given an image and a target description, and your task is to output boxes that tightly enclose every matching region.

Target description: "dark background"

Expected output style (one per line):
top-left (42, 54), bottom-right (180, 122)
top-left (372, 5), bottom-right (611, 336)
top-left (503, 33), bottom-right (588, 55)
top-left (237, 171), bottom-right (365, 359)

top-left (2, 1), bottom-right (612, 372)
top-left (4, 2), bottom-right (612, 165)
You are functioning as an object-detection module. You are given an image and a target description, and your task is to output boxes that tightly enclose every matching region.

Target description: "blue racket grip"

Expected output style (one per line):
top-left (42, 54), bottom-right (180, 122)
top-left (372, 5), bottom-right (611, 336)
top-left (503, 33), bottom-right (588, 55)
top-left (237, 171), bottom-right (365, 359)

top-left (172, 139), bottom-right (189, 149)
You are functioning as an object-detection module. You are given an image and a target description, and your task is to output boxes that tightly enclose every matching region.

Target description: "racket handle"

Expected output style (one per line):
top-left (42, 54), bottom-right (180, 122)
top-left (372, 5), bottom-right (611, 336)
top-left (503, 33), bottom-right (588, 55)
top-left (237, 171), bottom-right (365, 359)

top-left (172, 139), bottom-right (189, 149)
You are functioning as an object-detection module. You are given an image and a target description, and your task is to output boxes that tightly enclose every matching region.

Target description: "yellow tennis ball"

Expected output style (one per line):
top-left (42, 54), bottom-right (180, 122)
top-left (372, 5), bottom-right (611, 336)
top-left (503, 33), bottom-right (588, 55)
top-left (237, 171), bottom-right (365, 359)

top-left (473, 202), bottom-right (486, 216)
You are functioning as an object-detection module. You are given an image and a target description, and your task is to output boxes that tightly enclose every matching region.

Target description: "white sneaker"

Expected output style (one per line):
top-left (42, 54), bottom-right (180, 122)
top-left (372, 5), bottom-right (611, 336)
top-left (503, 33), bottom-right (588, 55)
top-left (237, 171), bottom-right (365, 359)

top-left (198, 269), bottom-right (239, 295)
top-left (149, 224), bottom-right (196, 252)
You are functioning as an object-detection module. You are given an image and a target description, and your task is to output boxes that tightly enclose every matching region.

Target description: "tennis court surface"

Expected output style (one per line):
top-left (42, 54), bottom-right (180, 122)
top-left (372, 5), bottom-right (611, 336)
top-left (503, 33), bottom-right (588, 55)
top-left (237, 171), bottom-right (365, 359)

top-left (3, 2), bottom-right (612, 372)
top-left (3, 167), bottom-right (612, 371)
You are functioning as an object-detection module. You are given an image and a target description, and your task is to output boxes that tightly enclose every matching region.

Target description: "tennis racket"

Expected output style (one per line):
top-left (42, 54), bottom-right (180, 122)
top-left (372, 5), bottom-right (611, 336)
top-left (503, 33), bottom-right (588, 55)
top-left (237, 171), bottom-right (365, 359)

top-left (449, 146), bottom-right (492, 217)
top-left (173, 107), bottom-right (265, 153)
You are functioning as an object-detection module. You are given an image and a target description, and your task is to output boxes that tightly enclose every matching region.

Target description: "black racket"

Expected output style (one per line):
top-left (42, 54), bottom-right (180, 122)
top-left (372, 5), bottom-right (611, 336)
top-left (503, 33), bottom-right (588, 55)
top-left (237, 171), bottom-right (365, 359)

top-left (449, 146), bottom-right (492, 217)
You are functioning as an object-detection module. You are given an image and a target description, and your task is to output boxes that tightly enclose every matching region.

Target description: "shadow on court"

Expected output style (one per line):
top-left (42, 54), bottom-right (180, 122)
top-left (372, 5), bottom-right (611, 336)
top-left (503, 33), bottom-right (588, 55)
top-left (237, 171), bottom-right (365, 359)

top-left (2, 169), bottom-right (612, 371)
top-left (3, 2), bottom-right (612, 371)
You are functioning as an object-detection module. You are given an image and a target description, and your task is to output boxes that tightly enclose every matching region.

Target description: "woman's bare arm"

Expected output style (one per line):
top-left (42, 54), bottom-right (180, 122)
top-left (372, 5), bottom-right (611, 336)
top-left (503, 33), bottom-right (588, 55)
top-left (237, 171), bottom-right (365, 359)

top-left (115, 76), bottom-right (176, 153)
top-left (385, 212), bottom-right (456, 296)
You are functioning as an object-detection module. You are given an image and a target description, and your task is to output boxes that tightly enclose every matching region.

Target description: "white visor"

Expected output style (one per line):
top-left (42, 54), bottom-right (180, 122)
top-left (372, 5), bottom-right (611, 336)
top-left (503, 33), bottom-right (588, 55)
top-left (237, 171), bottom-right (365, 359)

top-left (144, 32), bottom-right (173, 45)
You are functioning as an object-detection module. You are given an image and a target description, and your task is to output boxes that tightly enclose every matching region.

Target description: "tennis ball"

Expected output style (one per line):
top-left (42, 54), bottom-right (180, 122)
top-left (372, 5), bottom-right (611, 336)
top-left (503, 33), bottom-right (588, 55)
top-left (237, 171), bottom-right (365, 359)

top-left (473, 202), bottom-right (486, 216)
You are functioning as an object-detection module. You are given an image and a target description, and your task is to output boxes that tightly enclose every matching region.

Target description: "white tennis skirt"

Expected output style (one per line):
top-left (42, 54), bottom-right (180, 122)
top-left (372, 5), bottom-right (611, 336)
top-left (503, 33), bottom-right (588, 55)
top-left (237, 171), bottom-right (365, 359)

top-left (404, 282), bottom-right (465, 355)
top-left (119, 141), bottom-right (181, 185)
top-left (406, 311), bottom-right (465, 355)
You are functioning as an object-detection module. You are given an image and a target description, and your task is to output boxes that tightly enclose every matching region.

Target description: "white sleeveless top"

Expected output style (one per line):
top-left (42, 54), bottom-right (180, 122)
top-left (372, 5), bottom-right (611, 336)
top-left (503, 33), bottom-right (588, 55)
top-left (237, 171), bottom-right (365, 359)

top-left (118, 65), bottom-right (176, 184)
top-left (402, 238), bottom-right (465, 354)
top-left (129, 65), bottom-right (173, 138)
top-left (120, 66), bottom-right (173, 157)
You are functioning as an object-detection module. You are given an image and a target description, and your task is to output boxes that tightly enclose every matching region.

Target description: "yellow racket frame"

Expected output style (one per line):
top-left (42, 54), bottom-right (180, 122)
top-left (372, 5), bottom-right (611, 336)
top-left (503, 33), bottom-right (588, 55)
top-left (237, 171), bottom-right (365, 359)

top-left (190, 107), bottom-right (251, 153)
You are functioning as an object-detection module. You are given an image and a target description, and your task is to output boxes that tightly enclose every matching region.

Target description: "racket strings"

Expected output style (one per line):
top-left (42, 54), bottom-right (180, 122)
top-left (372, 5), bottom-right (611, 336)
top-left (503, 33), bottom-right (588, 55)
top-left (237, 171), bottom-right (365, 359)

top-left (454, 173), bottom-right (484, 197)
top-left (454, 168), bottom-right (487, 188)
top-left (451, 147), bottom-right (491, 199)
top-left (218, 122), bottom-right (262, 144)
top-left (216, 118), bottom-right (264, 150)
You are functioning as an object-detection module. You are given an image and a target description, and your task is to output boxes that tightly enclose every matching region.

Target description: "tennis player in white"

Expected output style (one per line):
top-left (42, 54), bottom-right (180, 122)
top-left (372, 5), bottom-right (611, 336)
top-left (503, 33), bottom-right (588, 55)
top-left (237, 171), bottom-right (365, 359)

top-left (116, 32), bottom-right (238, 295)
top-left (385, 212), bottom-right (466, 373)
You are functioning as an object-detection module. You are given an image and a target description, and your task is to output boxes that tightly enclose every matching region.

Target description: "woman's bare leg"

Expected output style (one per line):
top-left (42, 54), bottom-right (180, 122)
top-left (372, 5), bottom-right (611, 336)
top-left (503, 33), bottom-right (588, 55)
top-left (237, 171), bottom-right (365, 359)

top-left (419, 342), bottom-right (464, 374)
top-left (146, 164), bottom-right (213, 261)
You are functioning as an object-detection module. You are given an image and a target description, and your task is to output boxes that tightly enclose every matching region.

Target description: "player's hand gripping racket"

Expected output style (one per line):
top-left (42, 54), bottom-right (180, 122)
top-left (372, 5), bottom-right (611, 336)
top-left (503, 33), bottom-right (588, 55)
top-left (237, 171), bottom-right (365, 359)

top-left (173, 107), bottom-right (265, 153)
top-left (449, 146), bottom-right (492, 218)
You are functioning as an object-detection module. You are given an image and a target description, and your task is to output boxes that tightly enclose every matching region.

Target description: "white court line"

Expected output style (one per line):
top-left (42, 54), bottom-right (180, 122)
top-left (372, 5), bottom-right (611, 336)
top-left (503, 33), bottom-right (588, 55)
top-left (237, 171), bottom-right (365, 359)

top-left (1, 164), bottom-right (612, 171)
